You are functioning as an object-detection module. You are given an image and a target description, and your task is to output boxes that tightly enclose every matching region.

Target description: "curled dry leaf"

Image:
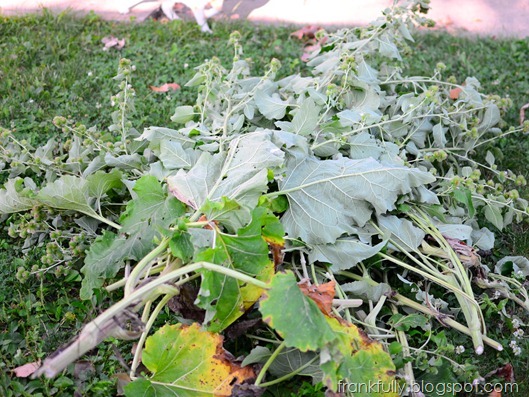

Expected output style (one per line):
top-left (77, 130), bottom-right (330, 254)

top-left (291, 25), bottom-right (322, 40)
top-left (485, 362), bottom-right (515, 382)
top-left (298, 279), bottom-right (336, 316)
top-left (291, 25), bottom-right (328, 62)
top-left (102, 36), bottom-right (125, 51)
top-left (13, 361), bottom-right (41, 378)
top-left (149, 83), bottom-right (181, 92)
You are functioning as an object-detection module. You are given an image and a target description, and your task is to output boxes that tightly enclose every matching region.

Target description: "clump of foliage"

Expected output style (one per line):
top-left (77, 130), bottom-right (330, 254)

top-left (2, 0), bottom-right (529, 395)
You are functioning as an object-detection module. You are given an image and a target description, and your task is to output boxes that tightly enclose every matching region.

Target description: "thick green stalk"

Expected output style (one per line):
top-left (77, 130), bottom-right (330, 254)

top-left (130, 294), bottom-right (174, 378)
top-left (254, 341), bottom-right (286, 386)
top-left (34, 261), bottom-right (269, 378)
top-left (337, 271), bottom-right (502, 351)
top-left (124, 238), bottom-right (170, 297)
top-left (410, 209), bottom-right (485, 354)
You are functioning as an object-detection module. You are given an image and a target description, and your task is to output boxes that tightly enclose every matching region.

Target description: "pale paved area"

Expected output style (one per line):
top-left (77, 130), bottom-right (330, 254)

top-left (0, 0), bottom-right (528, 38)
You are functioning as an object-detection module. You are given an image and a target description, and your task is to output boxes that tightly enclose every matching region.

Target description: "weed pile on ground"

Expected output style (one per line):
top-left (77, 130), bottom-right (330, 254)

top-left (1, 2), bottom-right (529, 396)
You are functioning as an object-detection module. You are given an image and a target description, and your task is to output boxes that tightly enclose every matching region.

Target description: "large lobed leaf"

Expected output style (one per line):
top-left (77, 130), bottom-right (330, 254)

top-left (124, 323), bottom-right (254, 397)
top-left (259, 271), bottom-right (397, 394)
top-left (279, 152), bottom-right (435, 244)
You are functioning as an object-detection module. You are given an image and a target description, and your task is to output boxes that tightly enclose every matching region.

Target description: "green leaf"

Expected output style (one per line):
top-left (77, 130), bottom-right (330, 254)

top-left (169, 231), bottom-right (194, 262)
top-left (309, 237), bottom-right (387, 271)
top-left (259, 271), bottom-right (336, 351)
top-left (159, 140), bottom-right (198, 170)
top-left (326, 317), bottom-right (398, 396)
top-left (495, 256), bottom-right (529, 277)
top-left (484, 203), bottom-right (503, 230)
top-left (378, 214), bottom-right (425, 252)
top-left (196, 207), bottom-right (280, 332)
top-left (80, 176), bottom-right (185, 299)
top-left (254, 89), bottom-right (289, 120)
top-left (124, 323), bottom-right (252, 397)
top-left (453, 187), bottom-right (475, 218)
top-left (170, 105), bottom-right (195, 123)
top-left (276, 98), bottom-right (320, 136)
top-left (201, 196), bottom-right (244, 233)
top-left (104, 152), bottom-right (144, 170)
top-left (341, 280), bottom-right (391, 302)
top-left (86, 169), bottom-right (123, 198)
top-left (279, 153), bottom-right (435, 244)
top-left (243, 346), bottom-right (322, 384)
top-left (120, 175), bottom-right (185, 234)
top-left (37, 175), bottom-right (99, 218)
top-left (167, 131), bottom-right (284, 228)
top-left (389, 313), bottom-right (430, 331)
top-left (0, 178), bottom-right (37, 214)
top-left (80, 231), bottom-right (124, 299)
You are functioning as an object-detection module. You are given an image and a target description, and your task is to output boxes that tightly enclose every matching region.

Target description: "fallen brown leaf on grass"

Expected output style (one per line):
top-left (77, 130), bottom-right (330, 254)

top-left (13, 360), bottom-right (41, 377)
top-left (291, 25), bottom-right (322, 40)
top-left (149, 83), bottom-right (181, 92)
top-left (102, 36), bottom-right (125, 51)
top-left (291, 25), bottom-right (328, 62)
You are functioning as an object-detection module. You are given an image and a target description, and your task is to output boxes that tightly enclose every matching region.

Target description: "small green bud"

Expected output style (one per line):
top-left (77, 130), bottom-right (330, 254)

top-left (53, 116), bottom-right (67, 128)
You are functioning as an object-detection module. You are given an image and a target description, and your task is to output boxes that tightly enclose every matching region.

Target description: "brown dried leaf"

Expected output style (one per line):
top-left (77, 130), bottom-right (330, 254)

top-left (485, 362), bottom-right (515, 382)
top-left (13, 361), bottom-right (41, 378)
top-left (149, 83), bottom-right (181, 92)
top-left (114, 372), bottom-right (132, 395)
top-left (449, 87), bottom-right (462, 100)
top-left (291, 25), bottom-right (322, 40)
top-left (101, 36), bottom-right (125, 51)
top-left (298, 279), bottom-right (336, 316)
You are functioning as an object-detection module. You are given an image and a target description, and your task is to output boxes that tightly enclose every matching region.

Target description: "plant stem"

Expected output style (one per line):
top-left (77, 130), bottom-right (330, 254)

top-left (124, 238), bottom-right (170, 297)
top-left (130, 294), bottom-right (174, 378)
top-left (254, 341), bottom-right (286, 386)
top-left (34, 261), bottom-right (270, 378)
top-left (257, 355), bottom-right (319, 388)
top-left (337, 271), bottom-right (503, 351)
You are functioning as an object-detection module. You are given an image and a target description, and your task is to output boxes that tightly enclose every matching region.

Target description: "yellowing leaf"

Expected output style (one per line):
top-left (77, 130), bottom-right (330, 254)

top-left (124, 323), bottom-right (254, 397)
top-left (326, 317), bottom-right (398, 396)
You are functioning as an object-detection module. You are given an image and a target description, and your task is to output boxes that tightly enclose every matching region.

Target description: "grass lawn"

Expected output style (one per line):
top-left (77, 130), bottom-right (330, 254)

top-left (1, 10), bottom-right (529, 396)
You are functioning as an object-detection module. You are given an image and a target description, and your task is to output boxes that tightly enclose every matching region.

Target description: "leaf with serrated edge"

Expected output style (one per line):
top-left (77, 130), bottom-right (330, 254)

top-left (326, 317), bottom-right (398, 396)
top-left (259, 271), bottom-right (336, 351)
top-left (196, 207), bottom-right (280, 332)
top-left (124, 323), bottom-right (253, 397)
top-left (279, 153), bottom-right (435, 244)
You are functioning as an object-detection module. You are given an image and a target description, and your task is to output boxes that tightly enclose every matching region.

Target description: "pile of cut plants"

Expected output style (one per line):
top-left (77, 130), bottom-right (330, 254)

top-left (2, 0), bottom-right (529, 395)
